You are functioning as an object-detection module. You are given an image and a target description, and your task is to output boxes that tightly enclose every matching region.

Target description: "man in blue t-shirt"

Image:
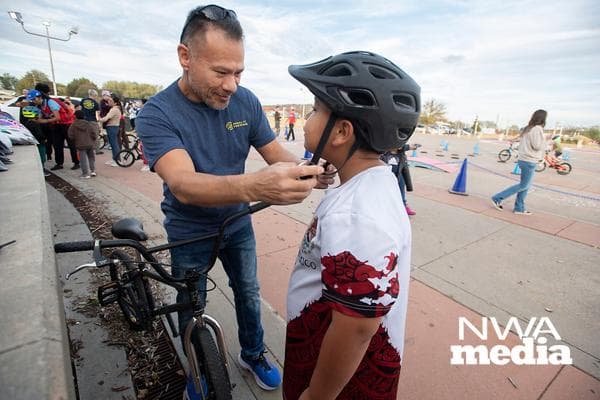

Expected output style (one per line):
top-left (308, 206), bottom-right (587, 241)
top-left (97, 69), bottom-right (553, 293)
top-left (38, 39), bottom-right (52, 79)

top-left (136, 5), bottom-right (325, 396)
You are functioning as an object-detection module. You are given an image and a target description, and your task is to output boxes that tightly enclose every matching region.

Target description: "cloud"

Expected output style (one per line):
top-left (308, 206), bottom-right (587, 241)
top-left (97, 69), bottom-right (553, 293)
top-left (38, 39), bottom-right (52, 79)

top-left (2, 0), bottom-right (599, 126)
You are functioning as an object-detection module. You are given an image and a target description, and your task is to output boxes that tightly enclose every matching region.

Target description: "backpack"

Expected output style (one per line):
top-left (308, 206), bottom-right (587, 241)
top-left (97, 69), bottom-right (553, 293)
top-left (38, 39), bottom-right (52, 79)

top-left (42, 98), bottom-right (75, 125)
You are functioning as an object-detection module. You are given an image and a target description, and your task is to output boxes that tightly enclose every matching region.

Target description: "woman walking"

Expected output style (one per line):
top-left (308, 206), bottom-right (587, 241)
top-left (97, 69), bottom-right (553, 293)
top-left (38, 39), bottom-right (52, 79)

top-left (491, 109), bottom-right (547, 215)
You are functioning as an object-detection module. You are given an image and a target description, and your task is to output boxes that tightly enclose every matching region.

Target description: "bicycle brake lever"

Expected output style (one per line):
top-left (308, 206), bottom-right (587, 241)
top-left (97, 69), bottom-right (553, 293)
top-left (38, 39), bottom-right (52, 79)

top-left (66, 262), bottom-right (97, 280)
top-left (65, 258), bottom-right (113, 280)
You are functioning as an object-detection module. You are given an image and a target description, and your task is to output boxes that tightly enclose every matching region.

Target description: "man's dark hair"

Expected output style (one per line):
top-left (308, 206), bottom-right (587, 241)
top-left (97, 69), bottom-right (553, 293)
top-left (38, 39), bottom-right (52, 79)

top-left (180, 5), bottom-right (243, 47)
top-left (74, 109), bottom-right (85, 120)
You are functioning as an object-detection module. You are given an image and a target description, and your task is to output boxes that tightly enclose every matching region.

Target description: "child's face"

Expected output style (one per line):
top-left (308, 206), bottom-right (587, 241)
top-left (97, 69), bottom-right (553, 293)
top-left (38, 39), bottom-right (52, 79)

top-left (303, 97), bottom-right (331, 153)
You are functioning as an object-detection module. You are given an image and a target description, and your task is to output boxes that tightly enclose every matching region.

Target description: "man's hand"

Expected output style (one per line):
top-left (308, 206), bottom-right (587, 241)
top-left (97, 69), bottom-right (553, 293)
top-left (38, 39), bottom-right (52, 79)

top-left (251, 162), bottom-right (324, 205)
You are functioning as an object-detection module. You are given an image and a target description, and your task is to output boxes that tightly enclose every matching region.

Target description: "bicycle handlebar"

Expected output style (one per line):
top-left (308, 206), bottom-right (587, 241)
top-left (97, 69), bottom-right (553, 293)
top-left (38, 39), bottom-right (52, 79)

top-left (54, 201), bottom-right (272, 283)
top-left (54, 240), bottom-right (94, 253)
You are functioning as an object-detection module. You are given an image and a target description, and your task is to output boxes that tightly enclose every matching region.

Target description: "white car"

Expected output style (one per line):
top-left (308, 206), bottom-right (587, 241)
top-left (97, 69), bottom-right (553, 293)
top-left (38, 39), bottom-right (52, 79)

top-left (1, 96), bottom-right (82, 121)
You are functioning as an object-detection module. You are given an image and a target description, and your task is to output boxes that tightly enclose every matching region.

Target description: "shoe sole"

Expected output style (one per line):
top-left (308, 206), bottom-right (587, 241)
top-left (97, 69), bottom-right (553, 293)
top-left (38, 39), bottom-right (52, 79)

top-left (237, 354), bottom-right (278, 391)
top-left (514, 212), bottom-right (532, 215)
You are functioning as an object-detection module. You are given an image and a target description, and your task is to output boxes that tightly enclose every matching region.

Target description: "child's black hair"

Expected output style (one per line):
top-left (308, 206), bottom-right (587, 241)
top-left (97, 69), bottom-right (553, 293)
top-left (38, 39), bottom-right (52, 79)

top-left (74, 109), bottom-right (85, 120)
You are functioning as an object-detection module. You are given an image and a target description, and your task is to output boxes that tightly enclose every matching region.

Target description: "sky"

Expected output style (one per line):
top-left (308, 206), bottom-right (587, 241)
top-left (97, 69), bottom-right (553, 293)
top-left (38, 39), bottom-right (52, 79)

top-left (1, 0), bottom-right (599, 128)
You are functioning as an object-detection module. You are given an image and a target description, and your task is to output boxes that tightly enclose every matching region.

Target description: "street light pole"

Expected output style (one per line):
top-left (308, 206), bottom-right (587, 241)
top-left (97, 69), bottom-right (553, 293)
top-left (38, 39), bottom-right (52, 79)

top-left (43, 22), bottom-right (58, 96)
top-left (7, 11), bottom-right (78, 96)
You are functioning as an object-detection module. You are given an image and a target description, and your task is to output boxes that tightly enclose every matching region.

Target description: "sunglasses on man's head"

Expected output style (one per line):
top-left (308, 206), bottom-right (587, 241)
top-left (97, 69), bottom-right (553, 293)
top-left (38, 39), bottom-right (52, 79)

top-left (180, 4), bottom-right (237, 42)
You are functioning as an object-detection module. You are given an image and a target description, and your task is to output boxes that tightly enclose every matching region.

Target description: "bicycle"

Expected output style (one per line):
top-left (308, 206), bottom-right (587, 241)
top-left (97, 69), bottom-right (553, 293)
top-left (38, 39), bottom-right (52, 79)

top-left (54, 201), bottom-right (271, 400)
top-left (97, 131), bottom-right (137, 152)
top-left (116, 135), bottom-right (143, 167)
top-left (498, 141), bottom-right (519, 162)
top-left (535, 151), bottom-right (572, 175)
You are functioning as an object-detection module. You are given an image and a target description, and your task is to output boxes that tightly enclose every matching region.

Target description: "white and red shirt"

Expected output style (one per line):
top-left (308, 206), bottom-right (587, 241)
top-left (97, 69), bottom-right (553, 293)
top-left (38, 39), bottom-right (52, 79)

top-left (283, 166), bottom-right (411, 400)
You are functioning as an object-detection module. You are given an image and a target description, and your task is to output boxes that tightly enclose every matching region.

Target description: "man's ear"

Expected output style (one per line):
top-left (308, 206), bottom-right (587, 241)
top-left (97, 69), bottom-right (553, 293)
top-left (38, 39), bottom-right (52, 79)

top-left (331, 119), bottom-right (354, 146)
top-left (177, 43), bottom-right (190, 71)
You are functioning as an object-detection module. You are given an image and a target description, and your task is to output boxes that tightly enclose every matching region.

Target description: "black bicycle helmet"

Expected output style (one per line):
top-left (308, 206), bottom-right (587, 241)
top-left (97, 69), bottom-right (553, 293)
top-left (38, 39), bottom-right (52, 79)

top-left (288, 51), bottom-right (421, 152)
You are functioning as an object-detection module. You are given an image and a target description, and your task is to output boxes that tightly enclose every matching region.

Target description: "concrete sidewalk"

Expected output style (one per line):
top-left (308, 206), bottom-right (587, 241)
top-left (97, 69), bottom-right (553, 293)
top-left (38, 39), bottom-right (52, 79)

top-left (48, 134), bottom-right (600, 400)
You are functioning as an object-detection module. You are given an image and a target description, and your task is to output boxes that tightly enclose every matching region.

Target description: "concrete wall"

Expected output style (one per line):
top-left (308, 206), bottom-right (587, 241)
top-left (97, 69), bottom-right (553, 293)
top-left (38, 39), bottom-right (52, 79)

top-left (0, 145), bottom-right (75, 400)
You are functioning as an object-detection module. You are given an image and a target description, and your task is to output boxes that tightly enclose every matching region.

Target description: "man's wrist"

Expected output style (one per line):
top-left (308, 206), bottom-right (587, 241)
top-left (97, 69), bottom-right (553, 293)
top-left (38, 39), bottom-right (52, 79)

top-left (235, 173), bottom-right (255, 203)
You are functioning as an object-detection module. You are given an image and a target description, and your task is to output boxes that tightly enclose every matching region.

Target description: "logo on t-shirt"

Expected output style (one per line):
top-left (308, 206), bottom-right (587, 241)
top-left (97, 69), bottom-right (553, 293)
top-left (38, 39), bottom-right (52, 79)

top-left (81, 99), bottom-right (97, 110)
top-left (225, 120), bottom-right (248, 132)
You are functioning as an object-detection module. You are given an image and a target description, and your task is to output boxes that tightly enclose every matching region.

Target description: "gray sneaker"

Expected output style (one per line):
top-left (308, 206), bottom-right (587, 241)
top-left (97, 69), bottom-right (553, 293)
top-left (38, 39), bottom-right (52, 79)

top-left (514, 210), bottom-right (532, 215)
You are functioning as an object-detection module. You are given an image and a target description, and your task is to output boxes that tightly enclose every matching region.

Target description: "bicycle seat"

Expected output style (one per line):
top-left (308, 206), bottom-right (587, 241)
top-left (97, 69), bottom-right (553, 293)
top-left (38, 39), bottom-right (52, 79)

top-left (111, 218), bottom-right (148, 241)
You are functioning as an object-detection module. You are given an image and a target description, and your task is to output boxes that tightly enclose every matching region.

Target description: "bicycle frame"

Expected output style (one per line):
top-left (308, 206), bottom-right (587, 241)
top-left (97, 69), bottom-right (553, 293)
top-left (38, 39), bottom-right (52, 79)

top-left (56, 201), bottom-right (271, 396)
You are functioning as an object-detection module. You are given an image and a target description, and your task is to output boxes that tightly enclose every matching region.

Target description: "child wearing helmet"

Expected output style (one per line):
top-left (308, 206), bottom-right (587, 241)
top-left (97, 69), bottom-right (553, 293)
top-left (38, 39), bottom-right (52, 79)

top-left (283, 51), bottom-right (420, 400)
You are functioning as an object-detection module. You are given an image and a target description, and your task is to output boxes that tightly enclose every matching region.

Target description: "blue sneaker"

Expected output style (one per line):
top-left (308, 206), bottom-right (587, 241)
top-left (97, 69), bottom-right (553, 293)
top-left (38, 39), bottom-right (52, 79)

top-left (238, 352), bottom-right (281, 390)
top-left (183, 374), bottom-right (208, 400)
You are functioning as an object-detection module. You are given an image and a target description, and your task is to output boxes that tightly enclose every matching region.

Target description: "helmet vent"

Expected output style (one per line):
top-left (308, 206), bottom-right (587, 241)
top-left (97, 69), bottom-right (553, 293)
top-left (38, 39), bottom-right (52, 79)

top-left (368, 66), bottom-right (396, 80)
top-left (339, 88), bottom-right (376, 107)
top-left (322, 63), bottom-right (353, 77)
top-left (393, 94), bottom-right (416, 110)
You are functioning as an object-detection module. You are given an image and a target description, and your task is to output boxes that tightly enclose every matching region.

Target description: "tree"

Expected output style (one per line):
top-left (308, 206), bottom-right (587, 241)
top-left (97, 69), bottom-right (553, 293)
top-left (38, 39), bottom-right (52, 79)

top-left (582, 127), bottom-right (600, 142)
top-left (15, 70), bottom-right (51, 93)
top-left (0, 73), bottom-right (19, 90)
top-left (56, 83), bottom-right (67, 96)
top-left (102, 80), bottom-right (162, 99)
top-left (419, 99), bottom-right (447, 125)
top-left (66, 77), bottom-right (97, 97)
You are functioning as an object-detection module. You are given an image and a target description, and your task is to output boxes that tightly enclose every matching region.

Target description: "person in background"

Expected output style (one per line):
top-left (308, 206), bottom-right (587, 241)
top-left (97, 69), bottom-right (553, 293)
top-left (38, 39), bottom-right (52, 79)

top-left (492, 109), bottom-right (547, 215)
top-left (64, 96), bottom-right (76, 113)
top-left (111, 94), bottom-right (129, 150)
top-left (80, 89), bottom-right (103, 155)
top-left (128, 100), bottom-right (140, 131)
top-left (68, 110), bottom-right (97, 178)
top-left (382, 143), bottom-right (419, 216)
top-left (273, 105), bottom-right (281, 136)
top-left (286, 106), bottom-right (296, 141)
top-left (98, 94), bottom-right (122, 167)
top-left (18, 89), bottom-right (49, 175)
top-left (36, 83), bottom-right (79, 170)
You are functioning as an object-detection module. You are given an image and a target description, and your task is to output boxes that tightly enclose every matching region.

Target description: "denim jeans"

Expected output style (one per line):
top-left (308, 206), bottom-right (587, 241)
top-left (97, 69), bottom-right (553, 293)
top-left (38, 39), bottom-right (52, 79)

top-left (392, 164), bottom-right (407, 205)
top-left (169, 222), bottom-right (264, 359)
top-left (106, 125), bottom-right (120, 161)
top-left (492, 160), bottom-right (536, 212)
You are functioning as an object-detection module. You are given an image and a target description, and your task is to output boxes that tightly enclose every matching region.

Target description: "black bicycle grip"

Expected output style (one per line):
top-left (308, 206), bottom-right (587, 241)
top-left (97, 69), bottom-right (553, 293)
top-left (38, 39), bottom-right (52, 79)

top-left (54, 241), bottom-right (94, 253)
top-left (248, 201), bottom-right (270, 214)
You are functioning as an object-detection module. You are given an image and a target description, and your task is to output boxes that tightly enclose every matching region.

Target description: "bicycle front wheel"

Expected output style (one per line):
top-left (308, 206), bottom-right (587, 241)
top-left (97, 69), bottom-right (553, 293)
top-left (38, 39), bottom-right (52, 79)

top-left (498, 149), bottom-right (511, 162)
top-left (109, 250), bottom-right (153, 331)
top-left (116, 150), bottom-right (136, 167)
top-left (191, 326), bottom-right (232, 400)
top-left (557, 162), bottom-right (572, 175)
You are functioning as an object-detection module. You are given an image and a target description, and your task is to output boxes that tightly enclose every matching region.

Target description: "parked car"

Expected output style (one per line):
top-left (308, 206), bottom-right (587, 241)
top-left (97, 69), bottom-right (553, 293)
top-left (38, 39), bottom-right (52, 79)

top-left (1, 96), bottom-right (81, 121)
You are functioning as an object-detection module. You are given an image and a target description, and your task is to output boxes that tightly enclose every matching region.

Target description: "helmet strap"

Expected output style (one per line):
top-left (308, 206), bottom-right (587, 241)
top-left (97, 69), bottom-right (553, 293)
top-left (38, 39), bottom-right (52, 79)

top-left (308, 113), bottom-right (338, 166)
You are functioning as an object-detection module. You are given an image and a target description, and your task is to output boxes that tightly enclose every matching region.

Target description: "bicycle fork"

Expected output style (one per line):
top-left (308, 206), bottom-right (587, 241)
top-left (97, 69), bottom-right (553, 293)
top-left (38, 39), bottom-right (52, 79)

top-left (183, 314), bottom-right (230, 396)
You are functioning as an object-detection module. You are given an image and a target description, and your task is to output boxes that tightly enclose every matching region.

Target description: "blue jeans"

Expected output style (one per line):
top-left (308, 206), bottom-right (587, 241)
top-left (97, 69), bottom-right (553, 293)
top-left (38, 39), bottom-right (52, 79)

top-left (492, 160), bottom-right (536, 212)
top-left (106, 125), bottom-right (120, 161)
top-left (169, 222), bottom-right (264, 359)
top-left (392, 165), bottom-right (407, 205)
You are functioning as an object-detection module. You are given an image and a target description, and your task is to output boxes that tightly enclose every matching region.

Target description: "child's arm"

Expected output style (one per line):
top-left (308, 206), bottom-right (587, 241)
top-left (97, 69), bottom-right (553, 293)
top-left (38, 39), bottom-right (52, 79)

top-left (300, 311), bottom-right (381, 400)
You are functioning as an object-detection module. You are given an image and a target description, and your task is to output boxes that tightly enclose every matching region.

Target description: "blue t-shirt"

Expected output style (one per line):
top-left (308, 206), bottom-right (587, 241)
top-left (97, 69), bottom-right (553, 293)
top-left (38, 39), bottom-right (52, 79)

top-left (136, 80), bottom-right (275, 239)
top-left (41, 99), bottom-right (60, 119)
top-left (80, 97), bottom-right (99, 121)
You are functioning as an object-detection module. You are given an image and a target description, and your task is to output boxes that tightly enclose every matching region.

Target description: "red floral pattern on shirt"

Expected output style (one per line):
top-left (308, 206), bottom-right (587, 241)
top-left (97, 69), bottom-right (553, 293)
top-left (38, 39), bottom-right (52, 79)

top-left (322, 251), bottom-right (399, 317)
